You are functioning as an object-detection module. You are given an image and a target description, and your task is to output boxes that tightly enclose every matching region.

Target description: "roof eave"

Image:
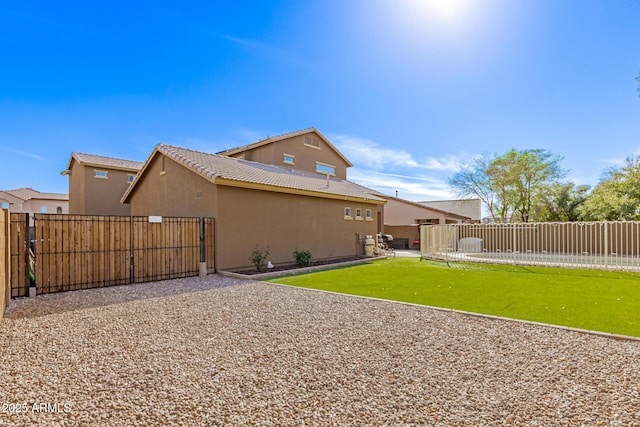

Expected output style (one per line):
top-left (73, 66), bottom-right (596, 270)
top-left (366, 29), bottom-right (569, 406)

top-left (215, 177), bottom-right (386, 204)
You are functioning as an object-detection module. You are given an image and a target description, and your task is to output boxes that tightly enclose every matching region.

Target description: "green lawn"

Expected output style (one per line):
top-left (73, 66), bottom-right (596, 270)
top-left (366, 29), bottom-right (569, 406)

top-left (268, 258), bottom-right (640, 337)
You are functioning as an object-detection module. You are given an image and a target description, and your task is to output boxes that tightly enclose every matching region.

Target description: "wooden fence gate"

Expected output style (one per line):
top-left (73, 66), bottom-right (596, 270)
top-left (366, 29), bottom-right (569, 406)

top-left (10, 214), bottom-right (215, 297)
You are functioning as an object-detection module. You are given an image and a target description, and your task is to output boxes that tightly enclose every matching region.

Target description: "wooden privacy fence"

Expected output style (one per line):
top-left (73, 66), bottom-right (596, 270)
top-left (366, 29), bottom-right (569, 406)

top-left (420, 221), bottom-right (640, 271)
top-left (1, 209), bottom-right (9, 317)
top-left (10, 214), bottom-right (215, 297)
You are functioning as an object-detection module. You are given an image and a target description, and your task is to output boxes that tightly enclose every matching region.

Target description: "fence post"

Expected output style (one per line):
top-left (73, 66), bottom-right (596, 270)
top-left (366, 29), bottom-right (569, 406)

top-left (604, 221), bottom-right (608, 270)
top-left (23, 213), bottom-right (30, 296)
top-left (512, 223), bottom-right (517, 265)
top-left (199, 218), bottom-right (207, 277)
top-left (129, 217), bottom-right (134, 284)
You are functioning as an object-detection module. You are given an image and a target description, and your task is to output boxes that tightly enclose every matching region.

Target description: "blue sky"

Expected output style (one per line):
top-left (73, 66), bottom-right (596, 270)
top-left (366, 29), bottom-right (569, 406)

top-left (1, 0), bottom-right (639, 202)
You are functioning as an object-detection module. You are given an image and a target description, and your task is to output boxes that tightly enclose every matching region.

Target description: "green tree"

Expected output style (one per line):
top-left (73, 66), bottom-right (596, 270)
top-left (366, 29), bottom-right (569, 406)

top-left (494, 149), bottom-right (566, 222)
top-left (536, 182), bottom-right (590, 222)
top-left (448, 153), bottom-right (509, 222)
top-left (579, 156), bottom-right (640, 220)
top-left (449, 148), bottom-right (566, 222)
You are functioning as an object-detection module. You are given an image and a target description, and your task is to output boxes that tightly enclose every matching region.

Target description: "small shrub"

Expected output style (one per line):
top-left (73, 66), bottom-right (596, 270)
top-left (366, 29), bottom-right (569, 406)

top-left (250, 245), bottom-right (270, 272)
top-left (293, 248), bottom-right (312, 267)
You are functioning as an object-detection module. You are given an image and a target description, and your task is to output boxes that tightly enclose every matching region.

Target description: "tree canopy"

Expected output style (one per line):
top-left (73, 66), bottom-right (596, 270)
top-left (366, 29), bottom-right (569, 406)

top-left (578, 156), bottom-right (640, 221)
top-left (448, 148), bottom-right (566, 222)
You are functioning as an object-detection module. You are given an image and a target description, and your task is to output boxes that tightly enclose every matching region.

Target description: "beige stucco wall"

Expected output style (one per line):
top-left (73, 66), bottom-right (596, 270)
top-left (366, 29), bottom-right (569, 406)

top-left (384, 198), bottom-right (446, 225)
top-left (216, 185), bottom-right (379, 270)
top-left (23, 199), bottom-right (68, 215)
top-left (0, 192), bottom-right (23, 212)
top-left (0, 192), bottom-right (68, 225)
top-left (128, 153), bottom-right (382, 271)
top-left (236, 132), bottom-right (349, 179)
top-left (78, 164), bottom-right (133, 215)
top-left (420, 199), bottom-right (482, 222)
top-left (68, 160), bottom-right (85, 214)
top-left (128, 154), bottom-right (218, 217)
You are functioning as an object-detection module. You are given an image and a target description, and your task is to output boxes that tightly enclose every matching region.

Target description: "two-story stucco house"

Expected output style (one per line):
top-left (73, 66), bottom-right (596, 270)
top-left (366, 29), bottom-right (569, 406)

top-left (62, 153), bottom-right (144, 216)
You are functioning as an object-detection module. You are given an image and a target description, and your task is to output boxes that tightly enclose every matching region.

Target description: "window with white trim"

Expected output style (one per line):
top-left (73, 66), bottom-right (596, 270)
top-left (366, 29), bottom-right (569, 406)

top-left (283, 154), bottom-right (295, 165)
top-left (127, 174), bottom-right (135, 184)
top-left (344, 207), bottom-right (352, 219)
top-left (355, 208), bottom-right (363, 220)
top-left (304, 136), bottom-right (320, 148)
top-left (316, 162), bottom-right (335, 175)
top-left (94, 170), bottom-right (108, 179)
top-left (366, 209), bottom-right (373, 221)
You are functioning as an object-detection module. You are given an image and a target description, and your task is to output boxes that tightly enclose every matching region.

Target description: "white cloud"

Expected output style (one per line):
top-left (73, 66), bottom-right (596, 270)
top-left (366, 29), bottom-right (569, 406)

top-left (330, 133), bottom-right (467, 172)
top-left (0, 146), bottom-right (46, 161)
top-left (348, 167), bottom-right (456, 201)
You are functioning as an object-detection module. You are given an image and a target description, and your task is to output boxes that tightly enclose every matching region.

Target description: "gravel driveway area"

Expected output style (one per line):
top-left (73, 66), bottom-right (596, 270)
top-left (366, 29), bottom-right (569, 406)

top-left (1, 274), bottom-right (639, 426)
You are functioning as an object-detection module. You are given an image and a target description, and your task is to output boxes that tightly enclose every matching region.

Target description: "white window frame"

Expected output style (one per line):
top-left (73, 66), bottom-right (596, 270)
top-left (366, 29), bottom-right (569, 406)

top-left (316, 162), bottom-right (336, 176)
top-left (283, 153), bottom-right (295, 165)
top-left (304, 136), bottom-right (321, 149)
top-left (344, 207), bottom-right (352, 220)
top-left (365, 209), bottom-right (373, 221)
top-left (94, 170), bottom-right (109, 179)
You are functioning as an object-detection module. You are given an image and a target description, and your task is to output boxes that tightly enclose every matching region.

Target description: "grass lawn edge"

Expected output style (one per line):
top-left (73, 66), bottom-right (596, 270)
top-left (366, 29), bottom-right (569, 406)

top-left (266, 281), bottom-right (640, 342)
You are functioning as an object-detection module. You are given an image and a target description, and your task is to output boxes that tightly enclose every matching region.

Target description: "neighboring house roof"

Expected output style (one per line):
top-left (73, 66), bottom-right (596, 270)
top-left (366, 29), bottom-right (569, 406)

top-left (380, 194), bottom-right (471, 221)
top-left (419, 198), bottom-right (482, 221)
top-left (216, 127), bottom-right (354, 167)
top-left (61, 152), bottom-right (144, 175)
top-left (122, 144), bottom-right (385, 204)
top-left (1, 187), bottom-right (68, 201)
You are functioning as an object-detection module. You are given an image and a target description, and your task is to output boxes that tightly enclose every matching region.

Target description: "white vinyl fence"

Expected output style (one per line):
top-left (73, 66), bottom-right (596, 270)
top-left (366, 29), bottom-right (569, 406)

top-left (420, 221), bottom-right (640, 271)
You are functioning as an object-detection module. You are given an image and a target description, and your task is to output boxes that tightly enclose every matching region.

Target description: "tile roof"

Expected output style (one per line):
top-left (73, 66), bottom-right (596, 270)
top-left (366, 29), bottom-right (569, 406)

top-left (67, 153), bottom-right (144, 171)
top-left (123, 144), bottom-right (385, 203)
top-left (2, 188), bottom-right (68, 201)
top-left (216, 127), bottom-right (353, 167)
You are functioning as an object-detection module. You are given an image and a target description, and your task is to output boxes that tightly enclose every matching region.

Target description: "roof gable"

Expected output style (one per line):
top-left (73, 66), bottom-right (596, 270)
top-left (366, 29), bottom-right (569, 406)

top-left (62, 152), bottom-right (144, 175)
top-left (122, 144), bottom-right (383, 204)
top-left (382, 194), bottom-right (471, 220)
top-left (217, 128), bottom-right (353, 167)
top-left (1, 188), bottom-right (68, 202)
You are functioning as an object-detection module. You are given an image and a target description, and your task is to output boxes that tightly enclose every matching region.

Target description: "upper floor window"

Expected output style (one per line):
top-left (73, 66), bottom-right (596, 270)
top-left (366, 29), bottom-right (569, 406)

top-left (127, 174), bottom-right (136, 184)
top-left (366, 209), bottom-right (373, 221)
top-left (316, 162), bottom-right (335, 175)
top-left (304, 136), bottom-right (320, 149)
top-left (41, 206), bottom-right (48, 213)
top-left (283, 154), bottom-right (295, 165)
top-left (0, 201), bottom-right (9, 209)
top-left (94, 170), bottom-right (108, 179)
top-left (56, 206), bottom-right (63, 214)
top-left (355, 208), bottom-right (363, 220)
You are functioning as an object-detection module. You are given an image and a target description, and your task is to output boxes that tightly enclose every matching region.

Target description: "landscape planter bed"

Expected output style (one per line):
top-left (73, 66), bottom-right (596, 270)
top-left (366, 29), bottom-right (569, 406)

top-left (219, 256), bottom-right (387, 280)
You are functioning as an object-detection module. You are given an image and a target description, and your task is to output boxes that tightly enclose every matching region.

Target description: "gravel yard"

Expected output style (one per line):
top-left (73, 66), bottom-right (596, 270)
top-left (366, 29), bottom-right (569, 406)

top-left (1, 275), bottom-right (640, 426)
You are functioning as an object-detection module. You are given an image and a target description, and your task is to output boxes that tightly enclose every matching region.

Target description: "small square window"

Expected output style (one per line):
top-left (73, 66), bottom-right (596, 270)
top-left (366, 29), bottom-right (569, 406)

top-left (127, 174), bottom-right (135, 183)
top-left (355, 208), bottom-right (363, 220)
top-left (94, 170), bottom-right (108, 179)
top-left (41, 206), bottom-right (48, 213)
top-left (283, 154), bottom-right (295, 165)
top-left (366, 209), bottom-right (373, 221)
top-left (344, 207), bottom-right (352, 219)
